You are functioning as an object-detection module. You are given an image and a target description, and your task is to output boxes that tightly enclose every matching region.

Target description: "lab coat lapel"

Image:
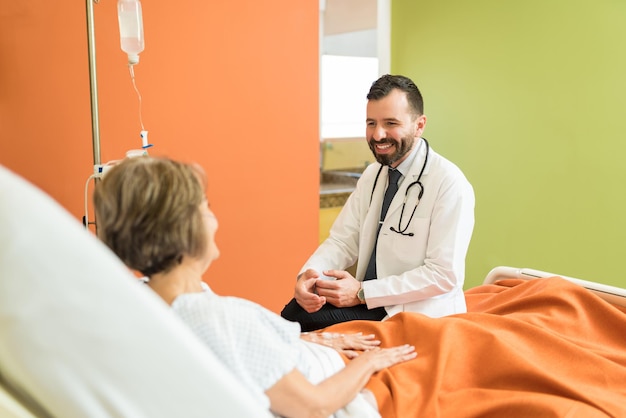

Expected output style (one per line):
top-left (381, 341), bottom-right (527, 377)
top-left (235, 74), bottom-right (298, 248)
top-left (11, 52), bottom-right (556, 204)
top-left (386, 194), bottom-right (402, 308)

top-left (359, 165), bottom-right (386, 270)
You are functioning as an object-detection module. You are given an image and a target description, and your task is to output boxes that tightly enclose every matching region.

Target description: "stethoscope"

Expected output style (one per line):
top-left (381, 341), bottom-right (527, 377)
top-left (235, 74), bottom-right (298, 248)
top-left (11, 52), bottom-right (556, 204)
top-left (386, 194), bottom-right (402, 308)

top-left (369, 138), bottom-right (429, 237)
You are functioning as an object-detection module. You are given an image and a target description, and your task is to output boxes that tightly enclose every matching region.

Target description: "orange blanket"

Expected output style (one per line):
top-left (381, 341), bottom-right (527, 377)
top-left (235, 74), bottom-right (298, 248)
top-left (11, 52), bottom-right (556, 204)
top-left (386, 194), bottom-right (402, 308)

top-left (325, 278), bottom-right (626, 418)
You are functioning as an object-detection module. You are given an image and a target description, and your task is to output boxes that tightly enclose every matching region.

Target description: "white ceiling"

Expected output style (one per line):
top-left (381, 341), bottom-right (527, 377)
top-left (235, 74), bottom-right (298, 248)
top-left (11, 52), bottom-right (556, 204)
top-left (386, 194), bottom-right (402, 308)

top-left (323, 0), bottom-right (377, 36)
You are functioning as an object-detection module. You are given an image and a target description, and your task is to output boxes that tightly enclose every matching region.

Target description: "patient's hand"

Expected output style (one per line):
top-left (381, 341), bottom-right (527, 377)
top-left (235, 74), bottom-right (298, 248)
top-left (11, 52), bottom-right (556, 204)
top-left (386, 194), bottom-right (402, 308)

top-left (300, 332), bottom-right (381, 358)
top-left (353, 344), bottom-right (417, 372)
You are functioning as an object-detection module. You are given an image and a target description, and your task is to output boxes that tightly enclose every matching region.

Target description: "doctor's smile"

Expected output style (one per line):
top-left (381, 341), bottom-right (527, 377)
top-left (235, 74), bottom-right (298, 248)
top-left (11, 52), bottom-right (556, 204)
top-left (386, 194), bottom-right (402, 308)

top-left (372, 142), bottom-right (394, 152)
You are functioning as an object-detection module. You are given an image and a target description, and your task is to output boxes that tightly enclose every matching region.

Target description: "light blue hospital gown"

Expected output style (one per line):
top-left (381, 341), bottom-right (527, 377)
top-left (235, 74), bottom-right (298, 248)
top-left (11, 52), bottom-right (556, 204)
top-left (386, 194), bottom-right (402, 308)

top-left (171, 285), bottom-right (380, 418)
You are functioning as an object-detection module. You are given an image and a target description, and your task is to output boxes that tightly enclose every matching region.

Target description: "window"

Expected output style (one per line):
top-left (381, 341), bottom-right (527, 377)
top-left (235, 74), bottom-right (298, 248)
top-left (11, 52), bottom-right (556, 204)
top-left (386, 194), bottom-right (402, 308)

top-left (320, 55), bottom-right (379, 138)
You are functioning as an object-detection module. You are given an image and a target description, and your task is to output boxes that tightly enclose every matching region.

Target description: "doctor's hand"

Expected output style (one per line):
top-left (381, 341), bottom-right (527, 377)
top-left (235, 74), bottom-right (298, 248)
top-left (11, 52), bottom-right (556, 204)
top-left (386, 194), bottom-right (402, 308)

top-left (314, 270), bottom-right (361, 308)
top-left (294, 269), bottom-right (326, 313)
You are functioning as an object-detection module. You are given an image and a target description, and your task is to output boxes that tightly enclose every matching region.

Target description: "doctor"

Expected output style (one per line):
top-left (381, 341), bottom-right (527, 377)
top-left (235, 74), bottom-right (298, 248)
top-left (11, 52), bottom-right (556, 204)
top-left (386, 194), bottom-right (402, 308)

top-left (281, 74), bottom-right (475, 331)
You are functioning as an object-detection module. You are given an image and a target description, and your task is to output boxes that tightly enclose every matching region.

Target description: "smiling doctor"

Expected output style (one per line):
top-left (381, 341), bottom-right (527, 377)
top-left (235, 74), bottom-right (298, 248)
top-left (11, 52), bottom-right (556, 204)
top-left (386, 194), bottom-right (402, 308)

top-left (281, 74), bottom-right (475, 332)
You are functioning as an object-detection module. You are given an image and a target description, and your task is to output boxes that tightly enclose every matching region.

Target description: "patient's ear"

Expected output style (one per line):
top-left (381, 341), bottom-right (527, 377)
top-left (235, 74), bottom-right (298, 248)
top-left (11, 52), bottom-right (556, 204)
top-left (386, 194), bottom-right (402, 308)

top-left (0, 165), bottom-right (272, 418)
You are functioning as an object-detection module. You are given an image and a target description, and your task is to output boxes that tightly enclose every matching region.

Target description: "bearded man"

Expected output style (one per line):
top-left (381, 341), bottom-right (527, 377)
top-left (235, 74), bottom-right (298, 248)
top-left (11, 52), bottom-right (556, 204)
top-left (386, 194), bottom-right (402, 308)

top-left (281, 75), bottom-right (476, 331)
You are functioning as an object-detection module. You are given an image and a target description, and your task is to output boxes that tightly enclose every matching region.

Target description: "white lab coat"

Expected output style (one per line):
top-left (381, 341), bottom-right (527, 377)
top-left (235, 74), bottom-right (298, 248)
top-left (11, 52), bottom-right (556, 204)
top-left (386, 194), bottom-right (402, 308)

top-left (301, 141), bottom-right (475, 318)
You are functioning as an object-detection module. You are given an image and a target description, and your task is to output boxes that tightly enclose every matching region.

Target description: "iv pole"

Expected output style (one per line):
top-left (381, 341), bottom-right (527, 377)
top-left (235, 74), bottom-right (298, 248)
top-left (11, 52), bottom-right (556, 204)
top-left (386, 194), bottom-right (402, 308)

top-left (85, 0), bottom-right (102, 168)
top-left (84, 0), bottom-right (149, 169)
top-left (83, 0), bottom-right (102, 233)
top-left (82, 0), bottom-right (148, 231)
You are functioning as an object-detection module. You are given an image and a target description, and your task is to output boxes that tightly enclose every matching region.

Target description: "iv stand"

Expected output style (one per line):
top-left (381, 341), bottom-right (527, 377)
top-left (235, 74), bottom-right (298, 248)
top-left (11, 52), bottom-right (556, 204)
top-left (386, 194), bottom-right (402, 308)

top-left (85, 0), bottom-right (102, 168)
top-left (83, 0), bottom-right (102, 233)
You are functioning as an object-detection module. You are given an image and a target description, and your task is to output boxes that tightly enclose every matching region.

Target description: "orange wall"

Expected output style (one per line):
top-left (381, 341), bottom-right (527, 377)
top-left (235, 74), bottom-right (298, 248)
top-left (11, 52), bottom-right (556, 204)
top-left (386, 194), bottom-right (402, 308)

top-left (0, 1), bottom-right (320, 313)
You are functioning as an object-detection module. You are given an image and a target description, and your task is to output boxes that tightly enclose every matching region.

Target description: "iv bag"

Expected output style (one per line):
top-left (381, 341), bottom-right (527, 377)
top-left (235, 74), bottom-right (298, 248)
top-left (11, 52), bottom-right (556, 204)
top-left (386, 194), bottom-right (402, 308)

top-left (118, 0), bottom-right (144, 65)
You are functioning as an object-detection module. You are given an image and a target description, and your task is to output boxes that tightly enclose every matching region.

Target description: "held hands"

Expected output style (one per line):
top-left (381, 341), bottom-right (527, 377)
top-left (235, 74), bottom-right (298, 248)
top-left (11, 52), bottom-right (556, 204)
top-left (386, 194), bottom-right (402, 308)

top-left (294, 268), bottom-right (361, 311)
top-left (301, 332), bottom-right (382, 359)
top-left (314, 270), bottom-right (361, 308)
top-left (294, 269), bottom-right (327, 313)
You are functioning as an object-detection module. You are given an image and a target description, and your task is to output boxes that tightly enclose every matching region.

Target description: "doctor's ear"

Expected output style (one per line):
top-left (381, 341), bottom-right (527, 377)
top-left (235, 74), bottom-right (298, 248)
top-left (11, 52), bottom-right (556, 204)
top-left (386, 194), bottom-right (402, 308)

top-left (414, 114), bottom-right (427, 136)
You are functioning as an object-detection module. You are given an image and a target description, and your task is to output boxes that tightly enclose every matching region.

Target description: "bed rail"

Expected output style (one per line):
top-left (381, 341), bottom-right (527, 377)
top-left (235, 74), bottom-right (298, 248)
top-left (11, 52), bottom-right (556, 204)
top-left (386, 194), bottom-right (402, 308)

top-left (484, 266), bottom-right (626, 308)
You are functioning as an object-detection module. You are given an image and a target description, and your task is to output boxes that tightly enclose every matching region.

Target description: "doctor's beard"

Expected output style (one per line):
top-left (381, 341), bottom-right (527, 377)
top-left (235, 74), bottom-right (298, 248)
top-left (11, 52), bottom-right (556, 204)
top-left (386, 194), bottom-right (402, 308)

top-left (368, 134), bottom-right (415, 167)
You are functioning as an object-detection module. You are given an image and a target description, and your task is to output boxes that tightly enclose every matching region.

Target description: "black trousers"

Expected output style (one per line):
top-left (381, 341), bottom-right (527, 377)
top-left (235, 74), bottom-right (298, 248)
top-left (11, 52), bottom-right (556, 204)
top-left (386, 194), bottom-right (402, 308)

top-left (280, 298), bottom-right (387, 332)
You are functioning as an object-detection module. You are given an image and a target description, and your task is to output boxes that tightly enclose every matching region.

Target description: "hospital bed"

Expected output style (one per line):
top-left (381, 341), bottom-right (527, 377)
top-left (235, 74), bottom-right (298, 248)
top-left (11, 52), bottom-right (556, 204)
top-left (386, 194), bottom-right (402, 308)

top-left (0, 165), bottom-right (271, 418)
top-left (2, 163), bottom-right (626, 417)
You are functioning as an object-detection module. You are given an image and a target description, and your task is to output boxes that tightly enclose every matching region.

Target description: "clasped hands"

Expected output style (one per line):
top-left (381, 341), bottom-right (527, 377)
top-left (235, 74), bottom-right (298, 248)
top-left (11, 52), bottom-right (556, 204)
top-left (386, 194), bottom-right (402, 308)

top-left (294, 268), bottom-right (361, 313)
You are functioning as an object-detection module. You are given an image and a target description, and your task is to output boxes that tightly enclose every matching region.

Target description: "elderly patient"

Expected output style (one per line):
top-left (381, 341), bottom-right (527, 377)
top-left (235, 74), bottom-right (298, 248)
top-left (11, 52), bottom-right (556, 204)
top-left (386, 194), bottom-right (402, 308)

top-left (93, 156), bottom-right (416, 418)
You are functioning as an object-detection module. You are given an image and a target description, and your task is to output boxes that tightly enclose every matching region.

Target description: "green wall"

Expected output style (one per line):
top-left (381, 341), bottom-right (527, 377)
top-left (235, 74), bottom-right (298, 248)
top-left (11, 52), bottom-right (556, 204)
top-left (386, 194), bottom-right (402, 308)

top-left (392, 0), bottom-right (626, 289)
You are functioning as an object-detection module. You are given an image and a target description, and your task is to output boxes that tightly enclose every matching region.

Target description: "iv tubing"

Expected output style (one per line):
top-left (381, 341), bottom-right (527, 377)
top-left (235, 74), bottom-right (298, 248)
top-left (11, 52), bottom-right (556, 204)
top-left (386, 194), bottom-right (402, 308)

top-left (129, 64), bottom-right (145, 131)
top-left (84, 174), bottom-right (96, 230)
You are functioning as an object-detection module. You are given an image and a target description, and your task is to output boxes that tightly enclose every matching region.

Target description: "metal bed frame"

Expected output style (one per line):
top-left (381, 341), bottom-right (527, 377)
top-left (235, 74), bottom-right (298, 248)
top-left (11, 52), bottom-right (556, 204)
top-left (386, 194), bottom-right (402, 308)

top-left (484, 266), bottom-right (626, 308)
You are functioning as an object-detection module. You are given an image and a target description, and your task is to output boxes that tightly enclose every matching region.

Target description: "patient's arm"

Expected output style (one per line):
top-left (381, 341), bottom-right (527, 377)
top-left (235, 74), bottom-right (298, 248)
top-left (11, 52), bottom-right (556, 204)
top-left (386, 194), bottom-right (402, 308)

top-left (300, 332), bottom-right (381, 358)
top-left (265, 344), bottom-right (416, 418)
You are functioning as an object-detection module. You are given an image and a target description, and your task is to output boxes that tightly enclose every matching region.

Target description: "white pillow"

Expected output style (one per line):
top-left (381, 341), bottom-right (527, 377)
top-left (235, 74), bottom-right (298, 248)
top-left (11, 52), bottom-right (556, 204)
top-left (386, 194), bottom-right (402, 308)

top-left (0, 165), bottom-right (271, 418)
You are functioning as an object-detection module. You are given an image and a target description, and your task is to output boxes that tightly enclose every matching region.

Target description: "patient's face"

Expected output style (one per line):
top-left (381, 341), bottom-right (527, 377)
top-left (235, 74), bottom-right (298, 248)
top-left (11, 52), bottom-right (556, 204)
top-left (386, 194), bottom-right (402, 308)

top-left (199, 200), bottom-right (219, 269)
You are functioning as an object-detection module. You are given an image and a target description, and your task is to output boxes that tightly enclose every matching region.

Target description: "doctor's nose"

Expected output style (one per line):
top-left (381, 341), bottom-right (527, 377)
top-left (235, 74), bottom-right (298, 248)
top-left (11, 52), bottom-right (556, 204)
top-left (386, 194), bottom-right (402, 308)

top-left (370, 125), bottom-right (387, 141)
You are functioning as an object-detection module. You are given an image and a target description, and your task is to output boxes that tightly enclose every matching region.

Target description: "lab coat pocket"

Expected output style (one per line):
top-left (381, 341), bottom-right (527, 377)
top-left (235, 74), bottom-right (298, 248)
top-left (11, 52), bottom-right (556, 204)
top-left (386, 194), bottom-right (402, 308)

top-left (391, 217), bottom-right (430, 261)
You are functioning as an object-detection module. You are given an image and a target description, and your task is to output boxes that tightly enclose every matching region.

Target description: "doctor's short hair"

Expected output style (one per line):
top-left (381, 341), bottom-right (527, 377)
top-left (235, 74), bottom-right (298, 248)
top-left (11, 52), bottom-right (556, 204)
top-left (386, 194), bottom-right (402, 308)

top-left (93, 156), bottom-right (208, 277)
top-left (367, 74), bottom-right (424, 116)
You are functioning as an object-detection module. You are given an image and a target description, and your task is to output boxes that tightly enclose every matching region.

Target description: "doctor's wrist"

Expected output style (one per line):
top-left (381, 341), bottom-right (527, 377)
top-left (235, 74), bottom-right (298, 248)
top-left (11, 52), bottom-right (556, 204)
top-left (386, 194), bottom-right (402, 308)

top-left (356, 283), bottom-right (366, 304)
